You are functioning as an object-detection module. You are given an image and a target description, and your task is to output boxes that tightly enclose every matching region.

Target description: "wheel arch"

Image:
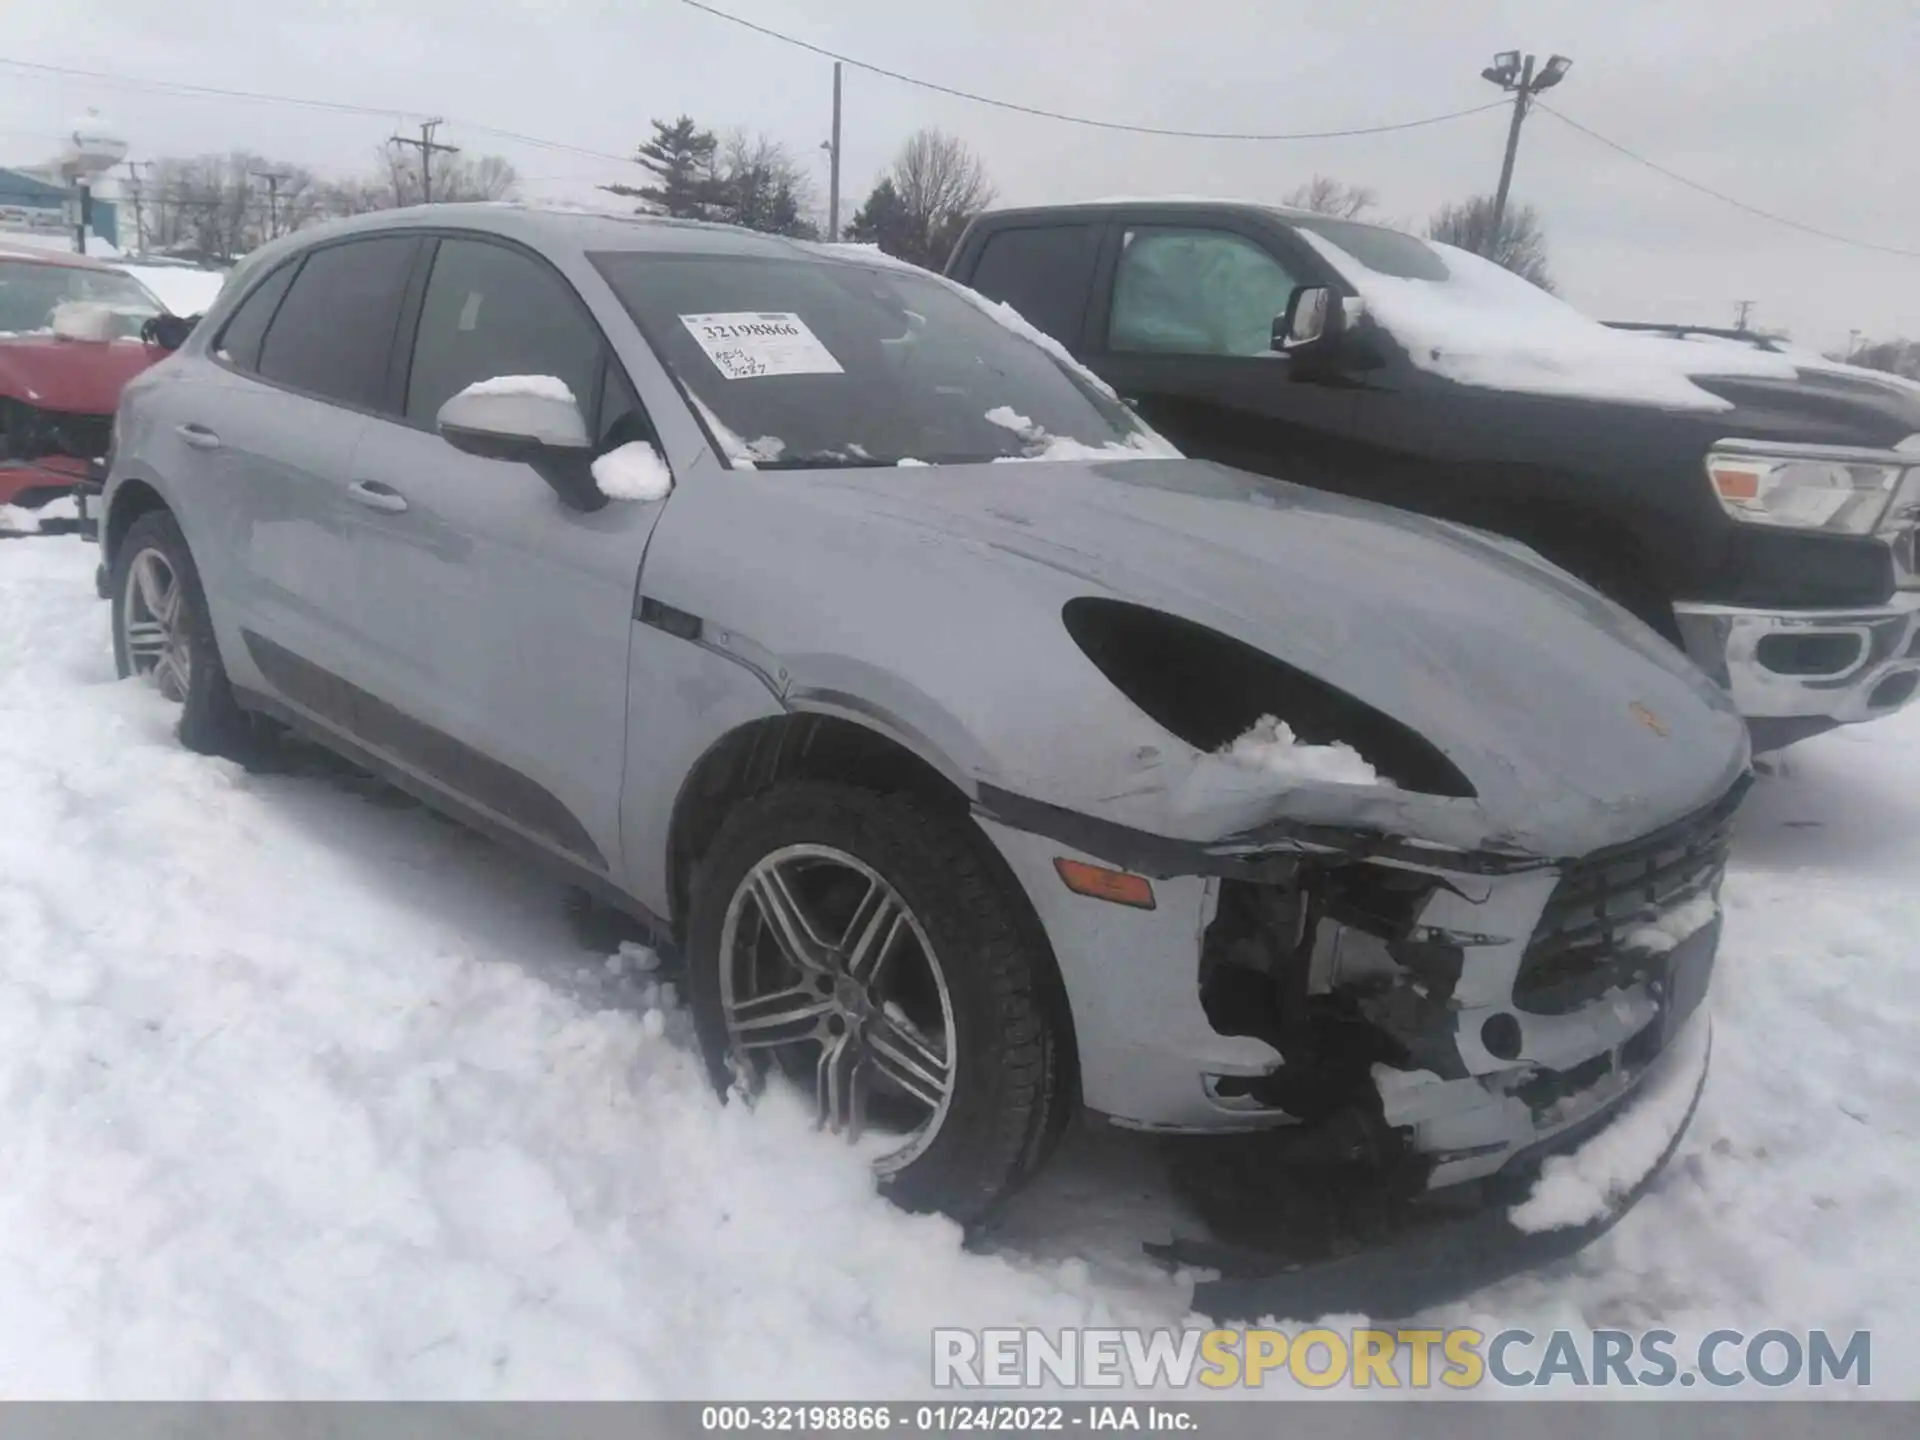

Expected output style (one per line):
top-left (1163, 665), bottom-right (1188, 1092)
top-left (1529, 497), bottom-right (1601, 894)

top-left (664, 709), bottom-right (1081, 1093)
top-left (103, 474), bottom-right (172, 567)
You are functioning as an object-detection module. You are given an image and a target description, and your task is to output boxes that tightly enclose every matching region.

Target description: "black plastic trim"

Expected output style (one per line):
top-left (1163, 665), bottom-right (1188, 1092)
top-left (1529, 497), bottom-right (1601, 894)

top-left (239, 629), bottom-right (607, 870)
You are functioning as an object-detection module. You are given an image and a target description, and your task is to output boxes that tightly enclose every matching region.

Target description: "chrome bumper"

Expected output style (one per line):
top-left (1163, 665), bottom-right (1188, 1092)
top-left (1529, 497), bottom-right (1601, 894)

top-left (1673, 593), bottom-right (1920, 726)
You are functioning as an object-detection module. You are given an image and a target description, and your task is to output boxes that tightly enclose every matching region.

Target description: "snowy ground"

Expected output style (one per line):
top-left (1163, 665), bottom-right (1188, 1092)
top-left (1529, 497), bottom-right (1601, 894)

top-left (0, 535), bottom-right (1914, 1398)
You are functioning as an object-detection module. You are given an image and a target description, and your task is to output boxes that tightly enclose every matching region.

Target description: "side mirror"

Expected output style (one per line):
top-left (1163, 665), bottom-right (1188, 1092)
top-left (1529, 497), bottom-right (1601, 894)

top-left (437, 379), bottom-right (606, 511)
top-left (1272, 285), bottom-right (1346, 359)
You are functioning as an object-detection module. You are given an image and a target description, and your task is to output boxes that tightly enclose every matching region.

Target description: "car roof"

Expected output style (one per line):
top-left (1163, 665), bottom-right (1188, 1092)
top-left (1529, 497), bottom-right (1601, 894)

top-left (234, 202), bottom-right (833, 271)
top-left (0, 240), bottom-right (129, 273)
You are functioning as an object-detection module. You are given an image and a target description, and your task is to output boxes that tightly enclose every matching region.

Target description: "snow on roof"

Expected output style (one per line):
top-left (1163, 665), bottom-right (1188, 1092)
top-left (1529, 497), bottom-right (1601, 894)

top-left (1293, 227), bottom-right (1803, 412)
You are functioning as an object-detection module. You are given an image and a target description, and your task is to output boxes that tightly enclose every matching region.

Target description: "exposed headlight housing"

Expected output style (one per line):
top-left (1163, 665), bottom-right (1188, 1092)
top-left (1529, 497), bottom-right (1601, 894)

top-left (1706, 449), bottom-right (1906, 536)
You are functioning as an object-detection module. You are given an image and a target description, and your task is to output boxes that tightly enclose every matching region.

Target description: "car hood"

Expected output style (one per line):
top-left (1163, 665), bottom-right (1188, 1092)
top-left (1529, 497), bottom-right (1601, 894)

top-left (1684, 360), bottom-right (1920, 450)
top-left (0, 335), bottom-right (165, 413)
top-left (808, 457), bottom-right (1749, 858)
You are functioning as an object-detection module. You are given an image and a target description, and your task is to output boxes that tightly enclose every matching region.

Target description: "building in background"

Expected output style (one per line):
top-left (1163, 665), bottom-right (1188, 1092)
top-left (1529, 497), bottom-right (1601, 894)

top-left (0, 165), bottom-right (121, 251)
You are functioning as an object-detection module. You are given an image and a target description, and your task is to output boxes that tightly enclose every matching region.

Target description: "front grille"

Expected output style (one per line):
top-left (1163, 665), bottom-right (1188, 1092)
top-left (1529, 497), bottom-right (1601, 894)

top-left (1513, 779), bottom-right (1746, 1014)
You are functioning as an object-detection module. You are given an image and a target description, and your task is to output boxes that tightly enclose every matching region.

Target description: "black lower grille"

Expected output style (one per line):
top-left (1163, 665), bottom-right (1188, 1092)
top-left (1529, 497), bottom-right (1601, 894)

top-left (1514, 779), bottom-right (1747, 1014)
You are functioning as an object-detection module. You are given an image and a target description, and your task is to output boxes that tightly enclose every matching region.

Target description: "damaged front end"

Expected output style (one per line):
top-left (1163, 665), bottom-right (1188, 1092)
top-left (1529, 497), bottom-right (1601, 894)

top-left (973, 750), bottom-right (1740, 1311)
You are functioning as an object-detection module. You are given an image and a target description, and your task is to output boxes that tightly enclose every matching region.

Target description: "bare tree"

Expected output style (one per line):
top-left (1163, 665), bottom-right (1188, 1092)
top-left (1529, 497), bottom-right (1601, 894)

top-left (1283, 174), bottom-right (1376, 220)
top-left (711, 130), bottom-right (819, 238)
top-left (379, 146), bottom-right (521, 208)
top-left (142, 153), bottom-right (320, 263)
top-left (1427, 194), bottom-right (1554, 290)
top-left (872, 128), bottom-right (995, 269)
top-left (1843, 337), bottom-right (1920, 379)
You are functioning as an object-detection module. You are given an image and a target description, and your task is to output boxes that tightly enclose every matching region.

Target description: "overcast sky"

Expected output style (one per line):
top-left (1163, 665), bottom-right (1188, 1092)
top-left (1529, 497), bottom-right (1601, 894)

top-left (3, 0), bottom-right (1914, 353)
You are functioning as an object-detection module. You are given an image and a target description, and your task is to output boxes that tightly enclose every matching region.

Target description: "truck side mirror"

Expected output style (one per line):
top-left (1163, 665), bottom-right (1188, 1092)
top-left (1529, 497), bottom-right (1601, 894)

top-left (1272, 285), bottom-right (1345, 357)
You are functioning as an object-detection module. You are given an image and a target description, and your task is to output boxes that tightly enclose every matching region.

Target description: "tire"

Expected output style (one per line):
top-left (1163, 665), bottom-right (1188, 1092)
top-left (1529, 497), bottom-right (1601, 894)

top-left (686, 781), bottom-right (1072, 1224)
top-left (111, 508), bottom-right (255, 757)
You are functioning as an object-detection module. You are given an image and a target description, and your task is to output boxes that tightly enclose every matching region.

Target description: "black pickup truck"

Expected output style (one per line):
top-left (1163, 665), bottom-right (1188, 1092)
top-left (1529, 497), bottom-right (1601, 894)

top-left (946, 201), bottom-right (1920, 750)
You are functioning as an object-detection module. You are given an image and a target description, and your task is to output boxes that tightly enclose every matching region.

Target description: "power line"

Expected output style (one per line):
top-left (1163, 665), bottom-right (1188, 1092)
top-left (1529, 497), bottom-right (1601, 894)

top-left (0, 55), bottom-right (636, 167)
top-left (676, 0), bottom-right (1508, 141)
top-left (1536, 102), bottom-right (1920, 260)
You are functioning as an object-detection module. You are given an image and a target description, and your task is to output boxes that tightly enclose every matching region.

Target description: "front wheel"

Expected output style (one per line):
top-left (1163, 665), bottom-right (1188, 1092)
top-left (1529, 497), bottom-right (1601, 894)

top-left (111, 508), bottom-right (253, 755)
top-left (685, 782), bottom-right (1072, 1224)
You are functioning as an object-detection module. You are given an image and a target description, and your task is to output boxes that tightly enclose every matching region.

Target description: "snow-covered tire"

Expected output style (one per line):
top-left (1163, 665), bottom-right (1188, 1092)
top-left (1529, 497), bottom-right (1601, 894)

top-left (686, 782), bottom-right (1072, 1225)
top-left (111, 509), bottom-right (254, 757)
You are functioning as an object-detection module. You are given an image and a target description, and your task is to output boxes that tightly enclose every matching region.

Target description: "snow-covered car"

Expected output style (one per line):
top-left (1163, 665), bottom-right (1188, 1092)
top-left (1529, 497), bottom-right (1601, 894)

top-left (94, 206), bottom-right (1749, 1308)
top-left (0, 243), bottom-right (178, 525)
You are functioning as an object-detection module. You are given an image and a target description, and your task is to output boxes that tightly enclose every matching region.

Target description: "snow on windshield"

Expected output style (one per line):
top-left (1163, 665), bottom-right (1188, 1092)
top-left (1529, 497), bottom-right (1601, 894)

top-left (1291, 227), bottom-right (1804, 411)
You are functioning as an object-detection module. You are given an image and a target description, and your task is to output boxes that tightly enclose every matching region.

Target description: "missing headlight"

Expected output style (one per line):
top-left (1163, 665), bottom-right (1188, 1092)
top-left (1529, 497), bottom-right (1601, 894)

top-left (1062, 597), bottom-right (1475, 797)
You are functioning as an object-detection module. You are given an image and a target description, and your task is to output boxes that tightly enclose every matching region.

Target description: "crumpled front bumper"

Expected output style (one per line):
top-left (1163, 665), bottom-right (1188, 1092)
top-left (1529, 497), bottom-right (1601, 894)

top-left (1175, 1013), bottom-right (1712, 1319)
top-left (1675, 593), bottom-right (1920, 744)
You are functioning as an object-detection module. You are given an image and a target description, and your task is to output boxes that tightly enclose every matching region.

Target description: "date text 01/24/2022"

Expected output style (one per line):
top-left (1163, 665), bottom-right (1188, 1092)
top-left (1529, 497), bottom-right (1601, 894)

top-left (699, 1404), bottom-right (1199, 1432)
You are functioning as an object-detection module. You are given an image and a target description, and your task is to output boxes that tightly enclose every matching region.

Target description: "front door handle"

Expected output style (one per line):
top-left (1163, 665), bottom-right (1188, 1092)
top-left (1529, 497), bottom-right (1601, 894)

top-left (176, 423), bottom-right (222, 450)
top-left (347, 479), bottom-right (409, 513)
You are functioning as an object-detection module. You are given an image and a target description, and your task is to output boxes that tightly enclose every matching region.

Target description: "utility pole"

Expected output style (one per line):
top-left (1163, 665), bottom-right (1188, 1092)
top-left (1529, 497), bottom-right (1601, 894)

top-left (124, 160), bottom-right (150, 254)
top-left (1734, 299), bottom-right (1755, 332)
top-left (828, 61), bottom-right (843, 243)
top-left (1480, 51), bottom-right (1572, 258)
top-left (251, 169), bottom-right (289, 239)
top-left (388, 118), bottom-right (459, 205)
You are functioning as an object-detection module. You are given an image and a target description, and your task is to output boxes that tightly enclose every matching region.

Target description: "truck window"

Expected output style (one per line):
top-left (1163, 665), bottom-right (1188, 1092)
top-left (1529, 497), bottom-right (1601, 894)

top-left (1108, 228), bottom-right (1300, 358)
top-left (966, 225), bottom-right (1098, 348)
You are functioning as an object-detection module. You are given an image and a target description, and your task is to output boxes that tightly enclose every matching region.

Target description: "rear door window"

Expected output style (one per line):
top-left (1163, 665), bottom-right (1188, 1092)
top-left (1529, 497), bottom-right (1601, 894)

top-left (256, 236), bottom-right (420, 410)
top-left (1107, 228), bottom-right (1301, 358)
top-left (965, 224), bottom-right (1100, 348)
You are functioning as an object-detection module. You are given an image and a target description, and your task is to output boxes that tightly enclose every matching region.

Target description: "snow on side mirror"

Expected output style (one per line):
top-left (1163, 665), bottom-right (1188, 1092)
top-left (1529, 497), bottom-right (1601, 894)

top-left (437, 376), bottom-right (592, 460)
top-left (437, 376), bottom-right (606, 513)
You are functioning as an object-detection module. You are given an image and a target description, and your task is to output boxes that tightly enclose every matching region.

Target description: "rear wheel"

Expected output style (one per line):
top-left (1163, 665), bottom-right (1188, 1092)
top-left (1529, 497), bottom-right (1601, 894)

top-left (111, 509), bottom-right (254, 756)
top-left (685, 782), bottom-right (1071, 1223)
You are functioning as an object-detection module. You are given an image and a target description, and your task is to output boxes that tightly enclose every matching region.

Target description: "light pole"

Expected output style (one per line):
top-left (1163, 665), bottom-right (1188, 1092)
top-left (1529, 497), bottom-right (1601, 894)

top-left (1480, 51), bottom-right (1571, 257)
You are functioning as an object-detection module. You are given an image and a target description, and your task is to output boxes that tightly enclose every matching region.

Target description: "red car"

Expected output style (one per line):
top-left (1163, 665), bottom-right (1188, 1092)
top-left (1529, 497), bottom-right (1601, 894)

top-left (1, 243), bottom-right (178, 518)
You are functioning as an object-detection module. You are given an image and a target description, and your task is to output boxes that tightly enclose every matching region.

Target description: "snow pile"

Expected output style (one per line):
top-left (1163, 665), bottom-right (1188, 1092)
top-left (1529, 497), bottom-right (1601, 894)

top-left (984, 404), bottom-right (1177, 466)
top-left (1625, 890), bottom-right (1721, 954)
top-left (460, 375), bottom-right (577, 403)
top-left (49, 301), bottom-right (119, 342)
top-left (1292, 228), bottom-right (1804, 412)
top-left (2, 537), bottom-right (1919, 1394)
top-left (591, 441), bottom-right (673, 502)
top-left (1509, 1021), bottom-right (1710, 1233)
top-left (118, 264), bottom-right (228, 318)
top-left (1217, 715), bottom-right (1383, 788)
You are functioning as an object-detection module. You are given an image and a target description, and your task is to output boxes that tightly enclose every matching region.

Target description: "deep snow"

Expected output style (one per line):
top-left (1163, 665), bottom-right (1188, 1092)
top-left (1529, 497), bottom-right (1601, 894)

top-left (1, 536), bottom-right (1915, 1397)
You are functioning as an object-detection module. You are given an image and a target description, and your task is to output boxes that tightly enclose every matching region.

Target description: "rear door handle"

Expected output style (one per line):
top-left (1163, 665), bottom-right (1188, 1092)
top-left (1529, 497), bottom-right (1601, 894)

top-left (176, 423), bottom-right (221, 450)
top-left (347, 479), bottom-right (409, 513)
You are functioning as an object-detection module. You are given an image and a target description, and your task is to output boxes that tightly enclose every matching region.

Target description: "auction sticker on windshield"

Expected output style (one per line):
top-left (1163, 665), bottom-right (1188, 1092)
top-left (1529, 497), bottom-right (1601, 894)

top-left (680, 312), bottom-right (844, 380)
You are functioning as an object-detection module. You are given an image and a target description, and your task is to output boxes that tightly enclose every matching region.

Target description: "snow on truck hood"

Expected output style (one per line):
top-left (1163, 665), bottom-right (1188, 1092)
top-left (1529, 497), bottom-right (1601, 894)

top-left (1292, 228), bottom-right (1808, 413)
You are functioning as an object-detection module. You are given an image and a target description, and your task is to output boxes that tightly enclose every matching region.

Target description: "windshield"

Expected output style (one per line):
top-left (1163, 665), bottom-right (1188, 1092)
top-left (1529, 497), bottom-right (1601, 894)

top-left (0, 259), bottom-right (163, 336)
top-left (592, 251), bottom-right (1165, 468)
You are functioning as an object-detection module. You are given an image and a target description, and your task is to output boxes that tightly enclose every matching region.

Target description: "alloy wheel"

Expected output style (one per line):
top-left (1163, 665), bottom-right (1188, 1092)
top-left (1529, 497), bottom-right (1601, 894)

top-left (122, 547), bottom-right (193, 703)
top-left (718, 843), bottom-right (958, 1172)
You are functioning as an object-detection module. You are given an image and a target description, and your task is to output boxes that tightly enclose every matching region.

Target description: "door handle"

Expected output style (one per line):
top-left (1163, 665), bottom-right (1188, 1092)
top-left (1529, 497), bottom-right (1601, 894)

top-left (347, 479), bottom-right (409, 513)
top-left (176, 423), bottom-right (222, 450)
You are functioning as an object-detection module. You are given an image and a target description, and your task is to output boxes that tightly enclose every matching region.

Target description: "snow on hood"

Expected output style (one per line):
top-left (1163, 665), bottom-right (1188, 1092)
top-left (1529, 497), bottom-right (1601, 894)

top-left (1293, 228), bottom-right (1805, 412)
